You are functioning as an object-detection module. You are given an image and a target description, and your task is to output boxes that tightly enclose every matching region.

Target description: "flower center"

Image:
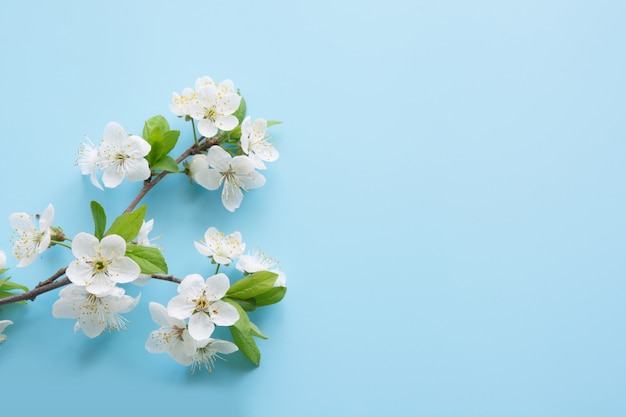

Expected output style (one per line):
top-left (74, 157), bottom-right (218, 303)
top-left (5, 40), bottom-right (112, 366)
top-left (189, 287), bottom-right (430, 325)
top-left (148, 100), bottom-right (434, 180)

top-left (195, 293), bottom-right (211, 313)
top-left (89, 257), bottom-right (111, 275)
top-left (203, 106), bottom-right (218, 122)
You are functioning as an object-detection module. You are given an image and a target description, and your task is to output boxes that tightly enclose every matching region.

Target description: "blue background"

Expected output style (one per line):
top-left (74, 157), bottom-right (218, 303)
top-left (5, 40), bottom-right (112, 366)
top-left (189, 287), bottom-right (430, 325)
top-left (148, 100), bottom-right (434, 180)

top-left (1, 1), bottom-right (625, 416)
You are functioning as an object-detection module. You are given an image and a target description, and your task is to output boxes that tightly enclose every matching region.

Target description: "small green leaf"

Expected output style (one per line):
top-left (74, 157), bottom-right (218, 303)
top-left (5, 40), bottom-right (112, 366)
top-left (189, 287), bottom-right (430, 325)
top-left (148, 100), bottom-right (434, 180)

top-left (0, 277), bottom-right (28, 293)
top-left (125, 244), bottom-right (168, 274)
top-left (249, 321), bottom-right (268, 340)
top-left (226, 271), bottom-right (278, 299)
top-left (151, 156), bottom-right (180, 173)
top-left (143, 115), bottom-right (170, 139)
top-left (232, 95), bottom-right (247, 124)
top-left (266, 120), bottom-right (282, 127)
top-left (162, 130), bottom-right (180, 156)
top-left (254, 286), bottom-right (287, 306)
top-left (230, 326), bottom-right (260, 366)
top-left (90, 201), bottom-right (107, 240)
top-left (105, 205), bottom-right (146, 242)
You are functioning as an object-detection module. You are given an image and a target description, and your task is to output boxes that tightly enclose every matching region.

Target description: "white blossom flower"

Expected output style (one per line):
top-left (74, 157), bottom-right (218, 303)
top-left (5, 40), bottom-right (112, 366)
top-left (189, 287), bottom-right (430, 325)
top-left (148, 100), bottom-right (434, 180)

top-left (194, 227), bottom-right (245, 265)
top-left (76, 138), bottom-right (103, 190)
top-left (194, 76), bottom-right (236, 99)
top-left (52, 284), bottom-right (140, 338)
top-left (0, 250), bottom-right (6, 269)
top-left (236, 248), bottom-right (286, 287)
top-left (66, 232), bottom-right (140, 296)
top-left (136, 219), bottom-right (158, 248)
top-left (9, 204), bottom-right (55, 267)
top-left (170, 87), bottom-right (197, 117)
top-left (97, 122), bottom-right (151, 188)
top-left (145, 302), bottom-right (194, 366)
top-left (187, 84), bottom-right (241, 137)
top-left (193, 146), bottom-right (266, 212)
top-left (240, 116), bottom-right (279, 169)
top-left (0, 320), bottom-right (13, 344)
top-left (190, 337), bottom-right (238, 374)
top-left (167, 273), bottom-right (239, 341)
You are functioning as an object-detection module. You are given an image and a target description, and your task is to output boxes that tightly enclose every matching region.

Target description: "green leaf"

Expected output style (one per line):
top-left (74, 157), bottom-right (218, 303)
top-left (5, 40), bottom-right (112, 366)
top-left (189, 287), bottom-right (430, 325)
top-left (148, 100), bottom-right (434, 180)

top-left (0, 277), bottom-right (28, 293)
top-left (230, 326), bottom-right (260, 366)
top-left (162, 130), bottom-right (180, 156)
top-left (90, 201), bottom-right (107, 239)
top-left (105, 205), bottom-right (146, 242)
top-left (232, 95), bottom-right (247, 124)
top-left (224, 297), bottom-right (251, 335)
top-left (254, 286), bottom-right (287, 306)
top-left (125, 244), bottom-right (168, 274)
top-left (151, 156), bottom-right (179, 173)
top-left (143, 115), bottom-right (170, 139)
top-left (226, 271), bottom-right (278, 300)
top-left (266, 120), bottom-right (282, 127)
top-left (145, 126), bottom-right (164, 165)
top-left (249, 321), bottom-right (268, 340)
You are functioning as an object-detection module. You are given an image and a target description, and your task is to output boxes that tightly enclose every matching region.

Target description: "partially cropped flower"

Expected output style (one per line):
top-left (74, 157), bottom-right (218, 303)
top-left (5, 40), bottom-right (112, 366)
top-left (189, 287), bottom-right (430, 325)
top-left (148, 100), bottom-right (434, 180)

top-left (193, 146), bottom-right (266, 212)
top-left (9, 204), bottom-right (55, 267)
top-left (52, 284), bottom-right (140, 338)
top-left (0, 320), bottom-right (13, 344)
top-left (66, 232), bottom-right (140, 296)
top-left (136, 219), bottom-right (158, 248)
top-left (194, 227), bottom-right (244, 265)
top-left (236, 248), bottom-right (286, 287)
top-left (77, 138), bottom-right (103, 190)
top-left (97, 122), bottom-right (151, 188)
top-left (170, 87), bottom-right (197, 117)
top-left (190, 337), bottom-right (238, 374)
top-left (167, 273), bottom-right (239, 341)
top-left (132, 219), bottom-right (159, 286)
top-left (145, 302), bottom-right (194, 366)
top-left (188, 84), bottom-right (241, 137)
top-left (240, 116), bottom-right (279, 169)
top-left (0, 250), bottom-right (6, 269)
top-left (194, 76), bottom-right (236, 99)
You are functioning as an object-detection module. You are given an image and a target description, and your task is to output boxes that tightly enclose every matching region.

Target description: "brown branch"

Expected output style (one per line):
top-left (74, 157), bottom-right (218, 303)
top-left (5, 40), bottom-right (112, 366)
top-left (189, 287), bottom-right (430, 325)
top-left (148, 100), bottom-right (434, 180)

top-left (1, 132), bottom-right (213, 307)
top-left (0, 277), bottom-right (71, 306)
top-left (124, 136), bottom-right (220, 213)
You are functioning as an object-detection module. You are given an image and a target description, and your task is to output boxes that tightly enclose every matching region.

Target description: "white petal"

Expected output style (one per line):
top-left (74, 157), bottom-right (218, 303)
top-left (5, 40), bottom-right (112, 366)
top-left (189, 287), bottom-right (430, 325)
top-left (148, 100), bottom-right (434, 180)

top-left (100, 234), bottom-right (127, 259)
top-left (102, 122), bottom-right (127, 147)
top-left (206, 146), bottom-right (232, 171)
top-left (66, 260), bottom-right (93, 286)
top-left (86, 273), bottom-right (116, 296)
top-left (188, 312), bottom-right (215, 341)
top-left (216, 115), bottom-right (238, 131)
top-left (194, 241), bottom-right (214, 257)
top-left (108, 292), bottom-right (140, 313)
top-left (52, 297), bottom-right (79, 319)
top-left (148, 302), bottom-right (172, 327)
top-left (38, 204), bottom-right (55, 230)
top-left (167, 294), bottom-right (195, 319)
top-left (0, 320), bottom-right (13, 333)
top-left (194, 168), bottom-right (223, 191)
top-left (128, 135), bottom-right (151, 157)
top-left (209, 300), bottom-right (239, 326)
top-left (101, 168), bottom-right (124, 188)
top-left (0, 250), bottom-right (6, 269)
top-left (209, 339), bottom-right (239, 355)
top-left (123, 159), bottom-right (151, 182)
top-left (9, 213), bottom-right (35, 232)
top-left (239, 170), bottom-right (266, 190)
top-left (71, 232), bottom-right (99, 259)
top-left (178, 274), bottom-right (206, 297)
top-left (78, 310), bottom-right (106, 338)
top-left (205, 273), bottom-right (230, 300)
top-left (198, 119), bottom-right (217, 138)
top-left (107, 257), bottom-right (140, 284)
top-left (222, 180), bottom-right (243, 212)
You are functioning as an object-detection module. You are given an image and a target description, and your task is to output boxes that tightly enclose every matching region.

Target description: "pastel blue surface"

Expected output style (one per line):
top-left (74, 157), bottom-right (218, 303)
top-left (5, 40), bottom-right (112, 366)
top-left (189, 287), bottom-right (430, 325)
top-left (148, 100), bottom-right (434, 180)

top-left (1, 1), bottom-right (626, 416)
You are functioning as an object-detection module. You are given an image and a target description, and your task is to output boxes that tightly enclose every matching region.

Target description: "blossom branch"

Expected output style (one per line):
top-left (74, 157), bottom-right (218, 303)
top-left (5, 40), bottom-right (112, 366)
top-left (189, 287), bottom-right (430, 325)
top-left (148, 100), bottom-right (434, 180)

top-left (124, 136), bottom-right (219, 213)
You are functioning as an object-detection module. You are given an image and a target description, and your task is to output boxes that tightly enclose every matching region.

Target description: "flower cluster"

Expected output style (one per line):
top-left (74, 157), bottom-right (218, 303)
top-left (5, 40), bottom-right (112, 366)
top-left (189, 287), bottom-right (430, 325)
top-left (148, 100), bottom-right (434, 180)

top-left (77, 122), bottom-right (152, 190)
top-left (171, 76), bottom-right (280, 212)
top-left (0, 75), bottom-right (286, 375)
